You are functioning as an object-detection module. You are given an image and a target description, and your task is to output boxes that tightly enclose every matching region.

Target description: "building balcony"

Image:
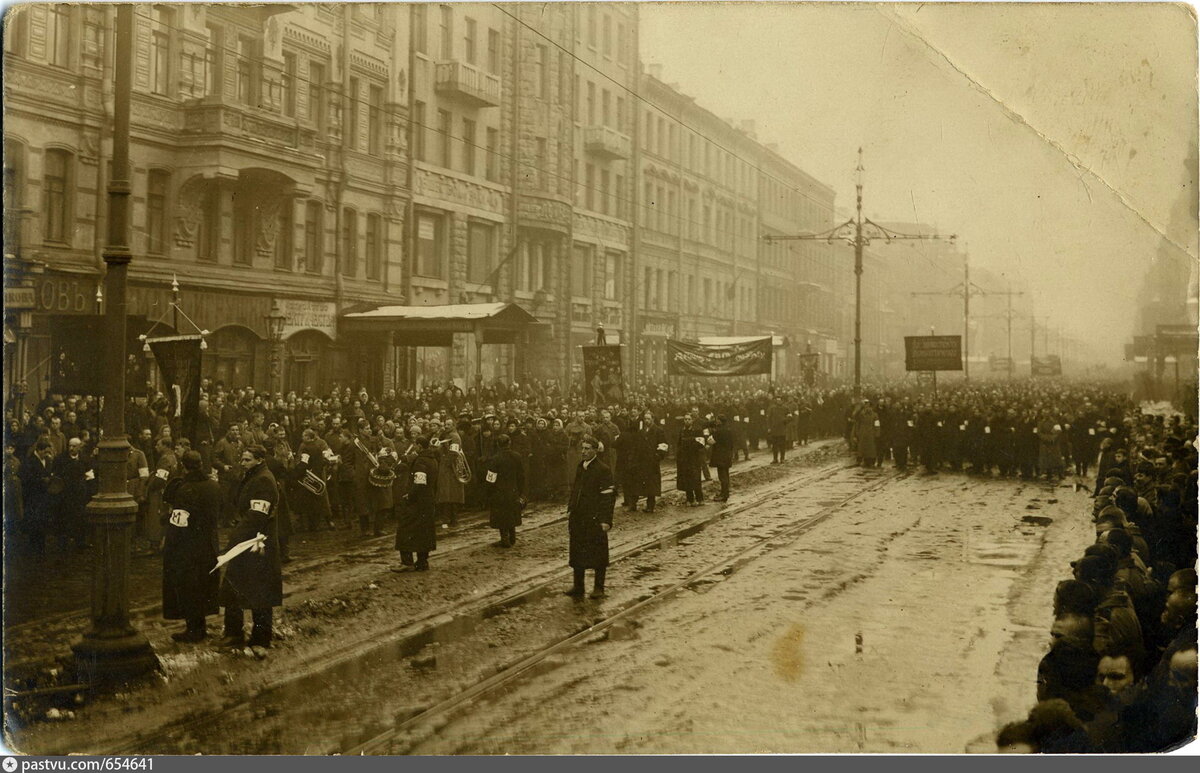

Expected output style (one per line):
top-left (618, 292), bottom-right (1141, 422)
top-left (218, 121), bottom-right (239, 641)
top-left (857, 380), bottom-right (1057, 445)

top-left (584, 125), bottom-right (632, 160)
top-left (434, 61), bottom-right (501, 108)
top-left (181, 97), bottom-right (309, 152)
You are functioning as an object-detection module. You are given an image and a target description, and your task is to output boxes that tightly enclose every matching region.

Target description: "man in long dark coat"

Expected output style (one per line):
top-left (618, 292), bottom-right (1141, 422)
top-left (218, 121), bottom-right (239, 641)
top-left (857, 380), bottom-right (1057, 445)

top-left (50, 437), bottom-right (93, 551)
top-left (394, 436), bottom-right (439, 571)
top-left (162, 450), bottom-right (221, 642)
top-left (675, 414), bottom-right (706, 505)
top-left (625, 411), bottom-right (666, 513)
top-left (218, 444), bottom-right (282, 652)
top-left (19, 439), bottom-right (54, 556)
top-left (565, 436), bottom-right (616, 599)
top-left (710, 415), bottom-right (735, 502)
top-left (485, 433), bottom-right (526, 548)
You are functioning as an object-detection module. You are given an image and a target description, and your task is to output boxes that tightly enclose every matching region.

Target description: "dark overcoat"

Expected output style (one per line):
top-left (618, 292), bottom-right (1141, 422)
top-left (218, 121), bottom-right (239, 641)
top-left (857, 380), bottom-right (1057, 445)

top-left (396, 448), bottom-right (439, 553)
top-left (710, 424), bottom-right (735, 469)
top-left (162, 470), bottom-right (221, 620)
top-left (568, 458), bottom-right (616, 569)
top-left (625, 423), bottom-right (665, 498)
top-left (218, 462), bottom-right (283, 610)
top-left (485, 448), bottom-right (526, 530)
top-left (19, 454), bottom-right (52, 533)
top-left (675, 427), bottom-right (706, 491)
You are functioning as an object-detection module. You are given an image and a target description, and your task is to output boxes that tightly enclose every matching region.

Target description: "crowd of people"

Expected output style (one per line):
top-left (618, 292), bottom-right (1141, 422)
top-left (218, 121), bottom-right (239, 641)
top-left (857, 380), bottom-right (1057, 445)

top-left (989, 407), bottom-right (1198, 752)
top-left (4, 375), bottom-right (1197, 747)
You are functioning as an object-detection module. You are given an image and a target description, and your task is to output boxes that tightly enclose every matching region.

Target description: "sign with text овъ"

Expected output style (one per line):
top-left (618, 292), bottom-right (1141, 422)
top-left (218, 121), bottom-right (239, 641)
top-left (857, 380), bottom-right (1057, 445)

top-left (904, 335), bottom-right (963, 372)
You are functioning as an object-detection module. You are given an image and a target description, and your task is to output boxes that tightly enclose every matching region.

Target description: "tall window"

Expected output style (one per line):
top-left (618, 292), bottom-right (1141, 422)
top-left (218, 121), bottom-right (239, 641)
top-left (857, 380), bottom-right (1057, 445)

top-left (304, 201), bottom-right (323, 274)
top-left (4, 6), bottom-right (29, 57)
top-left (150, 8), bottom-right (172, 95)
top-left (368, 84), bottom-right (383, 155)
top-left (599, 170), bottom-right (610, 216)
top-left (467, 221), bottom-right (494, 285)
top-left (536, 45), bottom-right (548, 99)
top-left (572, 244), bottom-right (592, 297)
top-left (46, 6), bottom-right (71, 68)
top-left (439, 5), bottom-right (453, 59)
top-left (275, 202), bottom-right (293, 270)
top-left (3, 141), bottom-right (25, 253)
top-left (236, 36), bottom-right (256, 105)
top-left (308, 62), bottom-right (326, 133)
top-left (604, 252), bottom-right (622, 299)
top-left (602, 14), bottom-right (612, 56)
top-left (586, 82), bottom-right (595, 125)
top-left (558, 52), bottom-right (569, 103)
top-left (487, 28), bottom-right (500, 73)
top-left (615, 174), bottom-right (625, 219)
top-left (602, 89), bottom-right (611, 127)
top-left (341, 208), bottom-right (357, 277)
top-left (365, 214), bottom-right (381, 280)
top-left (413, 101), bottom-right (426, 161)
top-left (282, 53), bottom-right (297, 117)
top-left (146, 170), bottom-right (169, 255)
top-left (415, 212), bottom-right (444, 278)
top-left (197, 187), bottom-right (220, 262)
top-left (587, 5), bottom-right (597, 47)
top-left (462, 118), bottom-right (476, 175)
top-left (535, 138), bottom-right (548, 191)
top-left (345, 77), bottom-right (360, 150)
top-left (617, 22), bottom-right (625, 62)
top-left (463, 17), bottom-right (477, 64)
top-left (437, 109), bottom-right (452, 167)
top-left (584, 164), bottom-right (595, 211)
top-left (485, 127), bottom-right (499, 182)
top-left (412, 4), bottom-right (427, 54)
top-left (42, 149), bottom-right (70, 244)
top-left (233, 199), bottom-right (253, 265)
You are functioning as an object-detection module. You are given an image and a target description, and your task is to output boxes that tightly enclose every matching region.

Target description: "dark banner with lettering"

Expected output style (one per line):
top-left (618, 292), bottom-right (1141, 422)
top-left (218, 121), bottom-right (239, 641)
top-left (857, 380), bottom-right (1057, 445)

top-left (148, 336), bottom-right (204, 444)
top-left (667, 337), bottom-right (773, 377)
top-left (904, 335), bottom-right (963, 372)
top-left (582, 345), bottom-right (625, 404)
top-left (49, 315), bottom-right (150, 396)
top-left (1031, 355), bottom-right (1063, 377)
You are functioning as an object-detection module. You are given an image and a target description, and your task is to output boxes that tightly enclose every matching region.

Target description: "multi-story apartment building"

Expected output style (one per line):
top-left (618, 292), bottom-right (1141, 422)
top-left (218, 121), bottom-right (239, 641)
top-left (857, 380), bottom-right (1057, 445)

top-left (3, 2), bottom-right (859, 403)
top-left (4, 4), bottom-right (410, 400)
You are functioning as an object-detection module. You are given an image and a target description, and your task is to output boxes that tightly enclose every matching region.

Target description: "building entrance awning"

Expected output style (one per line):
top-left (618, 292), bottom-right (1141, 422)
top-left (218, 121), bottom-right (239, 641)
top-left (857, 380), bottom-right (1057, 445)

top-left (341, 302), bottom-right (542, 346)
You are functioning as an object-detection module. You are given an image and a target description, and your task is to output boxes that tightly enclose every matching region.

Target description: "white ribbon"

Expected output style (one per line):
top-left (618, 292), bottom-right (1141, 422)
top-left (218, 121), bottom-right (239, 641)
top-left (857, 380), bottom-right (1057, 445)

top-left (211, 533), bottom-right (267, 573)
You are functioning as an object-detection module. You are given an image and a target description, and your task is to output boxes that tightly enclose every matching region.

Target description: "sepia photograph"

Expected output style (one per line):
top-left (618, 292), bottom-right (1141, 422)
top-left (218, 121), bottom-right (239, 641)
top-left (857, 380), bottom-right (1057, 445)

top-left (1, 0), bottom-right (1197, 757)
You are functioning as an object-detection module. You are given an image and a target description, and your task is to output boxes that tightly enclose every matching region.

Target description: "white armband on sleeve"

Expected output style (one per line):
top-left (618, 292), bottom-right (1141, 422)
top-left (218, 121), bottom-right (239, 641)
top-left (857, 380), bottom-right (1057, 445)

top-left (413, 471), bottom-right (428, 485)
top-left (656, 442), bottom-right (669, 452)
top-left (155, 468), bottom-right (170, 480)
top-left (485, 470), bottom-right (498, 483)
top-left (249, 499), bottom-right (272, 515)
top-left (138, 467), bottom-right (150, 478)
top-left (300, 453), bottom-right (311, 464)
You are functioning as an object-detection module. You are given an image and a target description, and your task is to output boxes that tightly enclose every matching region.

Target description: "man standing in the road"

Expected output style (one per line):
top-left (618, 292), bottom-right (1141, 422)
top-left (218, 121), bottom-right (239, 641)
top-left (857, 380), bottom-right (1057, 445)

top-left (485, 433), bottom-right (525, 548)
top-left (565, 436), bottom-right (615, 599)
top-left (710, 415), bottom-right (734, 502)
top-left (219, 445), bottom-right (282, 655)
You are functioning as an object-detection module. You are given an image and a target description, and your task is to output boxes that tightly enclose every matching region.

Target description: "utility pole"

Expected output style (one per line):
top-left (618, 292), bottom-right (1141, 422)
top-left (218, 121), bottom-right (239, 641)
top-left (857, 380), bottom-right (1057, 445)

top-left (910, 250), bottom-right (984, 381)
top-left (761, 148), bottom-right (954, 397)
top-left (981, 284), bottom-right (1025, 379)
top-left (71, 4), bottom-right (157, 683)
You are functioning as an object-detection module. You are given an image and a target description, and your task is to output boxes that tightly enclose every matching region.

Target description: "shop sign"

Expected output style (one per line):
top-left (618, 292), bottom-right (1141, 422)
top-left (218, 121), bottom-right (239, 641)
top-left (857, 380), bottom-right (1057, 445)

top-left (4, 286), bottom-right (36, 309)
top-left (32, 275), bottom-right (98, 314)
top-left (641, 321), bottom-right (675, 338)
top-left (279, 298), bottom-right (337, 340)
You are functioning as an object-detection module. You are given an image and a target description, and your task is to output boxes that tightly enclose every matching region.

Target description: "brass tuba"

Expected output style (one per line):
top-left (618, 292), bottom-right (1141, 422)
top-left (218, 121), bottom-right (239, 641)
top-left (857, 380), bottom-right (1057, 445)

top-left (356, 435), bottom-right (396, 488)
top-left (453, 446), bottom-right (472, 484)
top-left (298, 469), bottom-right (327, 496)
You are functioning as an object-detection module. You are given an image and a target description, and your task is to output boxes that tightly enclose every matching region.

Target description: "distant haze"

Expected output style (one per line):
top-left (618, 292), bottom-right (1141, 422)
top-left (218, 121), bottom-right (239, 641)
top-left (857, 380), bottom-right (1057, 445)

top-left (640, 2), bottom-right (1198, 361)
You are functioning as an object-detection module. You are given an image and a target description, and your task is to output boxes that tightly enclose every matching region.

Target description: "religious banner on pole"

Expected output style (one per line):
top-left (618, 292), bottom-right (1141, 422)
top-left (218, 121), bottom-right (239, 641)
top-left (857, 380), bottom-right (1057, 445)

top-left (148, 335), bottom-right (204, 444)
top-left (799, 352), bottom-right (820, 386)
top-left (582, 345), bottom-right (625, 404)
top-left (49, 315), bottom-right (151, 396)
top-left (667, 337), bottom-right (773, 377)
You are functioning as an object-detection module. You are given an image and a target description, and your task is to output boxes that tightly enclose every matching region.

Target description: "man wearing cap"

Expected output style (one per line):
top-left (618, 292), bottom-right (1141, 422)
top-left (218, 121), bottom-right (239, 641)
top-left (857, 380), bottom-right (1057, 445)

top-left (162, 450), bottom-right (221, 642)
top-left (710, 415), bottom-right (734, 502)
top-left (485, 433), bottom-right (525, 548)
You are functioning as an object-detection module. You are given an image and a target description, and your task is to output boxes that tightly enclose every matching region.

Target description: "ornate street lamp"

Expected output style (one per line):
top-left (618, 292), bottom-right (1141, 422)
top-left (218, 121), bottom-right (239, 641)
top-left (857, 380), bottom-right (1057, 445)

top-left (266, 299), bottom-right (287, 394)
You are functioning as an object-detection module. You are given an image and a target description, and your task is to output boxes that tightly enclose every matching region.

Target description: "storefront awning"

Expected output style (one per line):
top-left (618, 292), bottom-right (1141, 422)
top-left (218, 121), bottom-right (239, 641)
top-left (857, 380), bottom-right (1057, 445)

top-left (341, 302), bottom-right (542, 346)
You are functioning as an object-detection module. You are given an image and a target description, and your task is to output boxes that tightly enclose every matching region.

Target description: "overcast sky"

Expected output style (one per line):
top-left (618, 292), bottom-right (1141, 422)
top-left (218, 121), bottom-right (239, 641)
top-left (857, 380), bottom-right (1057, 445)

top-left (639, 1), bottom-right (1198, 360)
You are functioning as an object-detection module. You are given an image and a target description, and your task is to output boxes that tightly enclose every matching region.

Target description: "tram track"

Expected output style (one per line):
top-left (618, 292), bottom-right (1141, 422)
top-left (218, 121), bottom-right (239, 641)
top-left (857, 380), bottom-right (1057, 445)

top-left (347, 464), bottom-right (901, 754)
top-left (99, 457), bottom-right (895, 754)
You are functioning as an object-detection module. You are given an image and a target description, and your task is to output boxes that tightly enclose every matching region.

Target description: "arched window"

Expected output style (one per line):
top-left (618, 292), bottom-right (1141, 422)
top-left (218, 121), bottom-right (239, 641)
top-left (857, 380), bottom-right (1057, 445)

top-left (203, 326), bottom-right (259, 390)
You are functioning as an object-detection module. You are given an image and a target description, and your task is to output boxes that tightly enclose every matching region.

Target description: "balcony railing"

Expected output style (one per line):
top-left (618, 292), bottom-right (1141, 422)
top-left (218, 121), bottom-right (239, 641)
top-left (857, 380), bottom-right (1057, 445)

top-left (584, 125), bottom-right (632, 160)
top-left (434, 60), bottom-right (501, 108)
